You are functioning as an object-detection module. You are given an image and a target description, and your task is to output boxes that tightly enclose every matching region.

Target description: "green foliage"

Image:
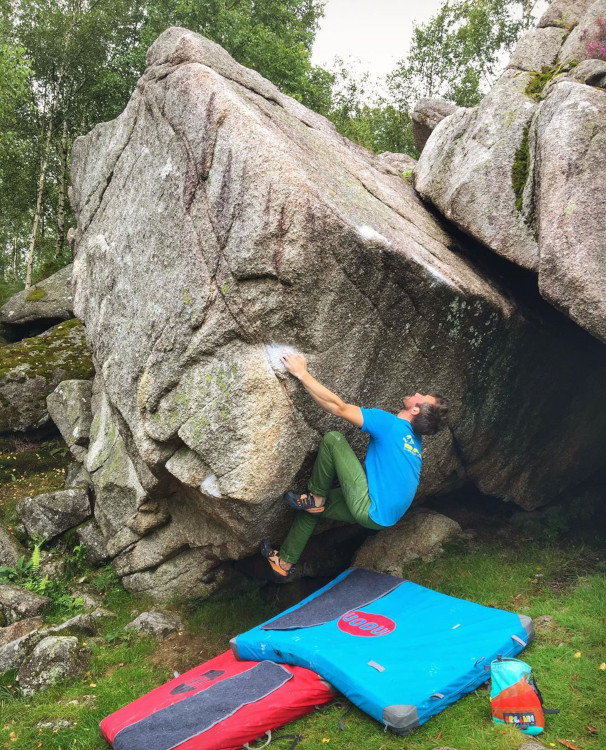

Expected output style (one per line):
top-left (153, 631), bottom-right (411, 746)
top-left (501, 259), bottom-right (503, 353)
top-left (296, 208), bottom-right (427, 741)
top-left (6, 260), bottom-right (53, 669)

top-left (324, 62), bottom-right (418, 156)
top-left (388, 0), bottom-right (533, 109)
top-left (0, 554), bottom-right (33, 583)
top-left (525, 61), bottom-right (573, 102)
top-left (91, 564), bottom-right (122, 596)
top-left (30, 537), bottom-right (43, 571)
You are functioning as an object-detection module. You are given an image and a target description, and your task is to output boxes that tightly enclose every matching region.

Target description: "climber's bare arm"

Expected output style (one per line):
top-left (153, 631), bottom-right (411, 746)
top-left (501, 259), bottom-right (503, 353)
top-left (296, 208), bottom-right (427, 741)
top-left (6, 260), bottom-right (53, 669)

top-left (280, 351), bottom-right (363, 428)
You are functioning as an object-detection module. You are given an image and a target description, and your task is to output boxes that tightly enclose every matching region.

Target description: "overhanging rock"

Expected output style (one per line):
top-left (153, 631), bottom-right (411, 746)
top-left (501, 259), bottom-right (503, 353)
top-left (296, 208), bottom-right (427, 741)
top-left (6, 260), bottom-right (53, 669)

top-left (69, 27), bottom-right (606, 600)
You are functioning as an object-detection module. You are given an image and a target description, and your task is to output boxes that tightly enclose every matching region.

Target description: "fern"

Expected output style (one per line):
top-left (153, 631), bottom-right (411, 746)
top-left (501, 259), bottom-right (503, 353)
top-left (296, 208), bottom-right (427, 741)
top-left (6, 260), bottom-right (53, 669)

top-left (30, 540), bottom-right (43, 572)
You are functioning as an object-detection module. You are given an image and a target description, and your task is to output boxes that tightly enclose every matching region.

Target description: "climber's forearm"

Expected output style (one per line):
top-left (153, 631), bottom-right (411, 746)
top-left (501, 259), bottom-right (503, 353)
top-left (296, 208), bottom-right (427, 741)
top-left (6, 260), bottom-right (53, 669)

top-left (297, 371), bottom-right (345, 416)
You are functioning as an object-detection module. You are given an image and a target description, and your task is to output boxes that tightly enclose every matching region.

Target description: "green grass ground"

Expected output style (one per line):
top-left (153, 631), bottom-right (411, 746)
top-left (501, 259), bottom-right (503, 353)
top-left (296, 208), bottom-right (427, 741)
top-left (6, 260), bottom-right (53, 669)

top-left (0, 440), bottom-right (604, 749)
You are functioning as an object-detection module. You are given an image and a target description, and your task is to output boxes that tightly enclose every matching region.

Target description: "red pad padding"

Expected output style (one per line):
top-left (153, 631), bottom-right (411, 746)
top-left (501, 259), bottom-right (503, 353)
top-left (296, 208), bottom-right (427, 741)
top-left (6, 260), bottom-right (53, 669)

top-left (100, 650), bottom-right (334, 750)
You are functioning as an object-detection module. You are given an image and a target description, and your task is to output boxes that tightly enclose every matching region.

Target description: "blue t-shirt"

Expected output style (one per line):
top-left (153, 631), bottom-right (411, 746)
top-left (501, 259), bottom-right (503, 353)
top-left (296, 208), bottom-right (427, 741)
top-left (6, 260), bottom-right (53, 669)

top-left (360, 408), bottom-right (422, 527)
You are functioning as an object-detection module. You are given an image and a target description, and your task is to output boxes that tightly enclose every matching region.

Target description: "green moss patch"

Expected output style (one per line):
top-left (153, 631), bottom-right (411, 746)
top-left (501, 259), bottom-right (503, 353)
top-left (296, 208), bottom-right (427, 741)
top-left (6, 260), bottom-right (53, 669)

top-left (0, 318), bottom-right (93, 382)
top-left (525, 62), bottom-right (577, 102)
top-left (511, 125), bottom-right (531, 213)
top-left (26, 287), bottom-right (47, 302)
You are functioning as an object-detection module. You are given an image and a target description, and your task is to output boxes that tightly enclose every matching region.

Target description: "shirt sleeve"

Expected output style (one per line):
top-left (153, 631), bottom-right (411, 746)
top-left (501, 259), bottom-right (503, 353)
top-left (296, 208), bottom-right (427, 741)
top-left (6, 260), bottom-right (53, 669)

top-left (360, 408), bottom-right (393, 440)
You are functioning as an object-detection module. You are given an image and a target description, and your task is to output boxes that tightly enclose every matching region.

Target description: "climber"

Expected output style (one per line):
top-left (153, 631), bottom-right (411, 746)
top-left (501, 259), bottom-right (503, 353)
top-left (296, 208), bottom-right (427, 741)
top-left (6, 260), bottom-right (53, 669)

top-left (261, 350), bottom-right (449, 578)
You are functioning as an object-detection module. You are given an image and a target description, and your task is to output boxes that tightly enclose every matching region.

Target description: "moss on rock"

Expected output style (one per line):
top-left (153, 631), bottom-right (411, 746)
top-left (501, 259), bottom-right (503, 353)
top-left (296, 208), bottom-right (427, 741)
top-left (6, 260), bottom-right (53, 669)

top-left (511, 125), bottom-right (531, 213)
top-left (0, 319), bottom-right (94, 432)
top-left (26, 287), bottom-right (47, 302)
top-left (0, 319), bottom-right (93, 382)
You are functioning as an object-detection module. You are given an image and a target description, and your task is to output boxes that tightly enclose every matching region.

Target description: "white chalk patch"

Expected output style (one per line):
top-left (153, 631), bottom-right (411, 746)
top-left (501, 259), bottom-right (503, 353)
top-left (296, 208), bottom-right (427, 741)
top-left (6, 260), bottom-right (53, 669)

top-left (415, 256), bottom-right (455, 287)
top-left (160, 158), bottom-right (173, 179)
top-left (357, 225), bottom-right (391, 247)
top-left (200, 473), bottom-right (222, 498)
top-left (265, 343), bottom-right (298, 373)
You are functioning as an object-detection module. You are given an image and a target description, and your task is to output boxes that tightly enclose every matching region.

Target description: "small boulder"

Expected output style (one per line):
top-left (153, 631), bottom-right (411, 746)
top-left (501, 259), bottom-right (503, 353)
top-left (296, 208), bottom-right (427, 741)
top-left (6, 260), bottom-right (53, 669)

top-left (538, 0), bottom-right (594, 30)
top-left (0, 524), bottom-right (26, 567)
top-left (36, 719), bottom-right (74, 731)
top-left (17, 487), bottom-right (91, 541)
top-left (44, 613), bottom-right (99, 637)
top-left (38, 554), bottom-right (67, 580)
top-left (0, 616), bottom-right (43, 648)
top-left (126, 610), bottom-right (184, 639)
top-left (0, 629), bottom-right (43, 673)
top-left (354, 510), bottom-right (462, 576)
top-left (18, 635), bottom-right (90, 696)
top-left (76, 519), bottom-right (110, 566)
top-left (0, 583), bottom-right (51, 625)
top-left (377, 151), bottom-right (417, 174)
top-left (412, 97), bottom-right (459, 153)
top-left (0, 264), bottom-right (74, 329)
top-left (126, 507), bottom-right (171, 536)
top-left (46, 379), bottom-right (93, 460)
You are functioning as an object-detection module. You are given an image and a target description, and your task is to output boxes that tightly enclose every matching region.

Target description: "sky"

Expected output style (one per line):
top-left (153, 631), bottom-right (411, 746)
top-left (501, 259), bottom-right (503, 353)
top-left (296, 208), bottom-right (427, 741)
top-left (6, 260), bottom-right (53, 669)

top-left (311, 0), bottom-right (550, 87)
top-left (311, 0), bottom-right (451, 80)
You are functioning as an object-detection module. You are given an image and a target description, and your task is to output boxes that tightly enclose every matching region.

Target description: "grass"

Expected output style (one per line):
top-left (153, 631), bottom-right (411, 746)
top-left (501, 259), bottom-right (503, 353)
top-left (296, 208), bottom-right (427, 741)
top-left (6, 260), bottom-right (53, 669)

top-left (0, 441), bottom-right (604, 749)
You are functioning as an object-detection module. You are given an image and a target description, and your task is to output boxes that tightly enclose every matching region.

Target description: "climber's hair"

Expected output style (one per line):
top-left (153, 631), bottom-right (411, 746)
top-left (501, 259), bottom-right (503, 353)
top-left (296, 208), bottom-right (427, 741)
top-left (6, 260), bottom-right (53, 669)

top-left (412, 395), bottom-right (449, 436)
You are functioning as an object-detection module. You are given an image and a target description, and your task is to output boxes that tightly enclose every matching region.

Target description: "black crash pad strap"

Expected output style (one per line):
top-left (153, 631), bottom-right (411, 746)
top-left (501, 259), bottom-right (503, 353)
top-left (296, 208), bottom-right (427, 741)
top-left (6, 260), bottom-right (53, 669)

top-left (113, 661), bottom-right (292, 750)
top-left (261, 568), bottom-right (403, 631)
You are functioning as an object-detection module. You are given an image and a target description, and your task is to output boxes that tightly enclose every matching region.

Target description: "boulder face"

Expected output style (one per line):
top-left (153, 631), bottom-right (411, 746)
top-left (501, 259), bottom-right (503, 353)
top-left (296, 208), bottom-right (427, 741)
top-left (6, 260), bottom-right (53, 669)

top-left (414, 0), bottom-right (606, 343)
top-left (69, 27), bottom-right (606, 600)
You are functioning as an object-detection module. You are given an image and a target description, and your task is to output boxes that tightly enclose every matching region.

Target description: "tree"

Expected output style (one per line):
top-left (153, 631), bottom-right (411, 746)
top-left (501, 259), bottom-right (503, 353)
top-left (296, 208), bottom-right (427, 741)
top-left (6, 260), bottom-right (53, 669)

top-left (326, 61), bottom-right (417, 156)
top-left (388, 0), bottom-right (546, 110)
top-left (0, 0), bottom-right (332, 288)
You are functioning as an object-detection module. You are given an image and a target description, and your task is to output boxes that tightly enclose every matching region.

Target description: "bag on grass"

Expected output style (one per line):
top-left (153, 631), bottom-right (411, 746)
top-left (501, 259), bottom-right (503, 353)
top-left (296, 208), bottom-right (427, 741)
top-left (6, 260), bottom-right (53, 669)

top-left (490, 657), bottom-right (558, 736)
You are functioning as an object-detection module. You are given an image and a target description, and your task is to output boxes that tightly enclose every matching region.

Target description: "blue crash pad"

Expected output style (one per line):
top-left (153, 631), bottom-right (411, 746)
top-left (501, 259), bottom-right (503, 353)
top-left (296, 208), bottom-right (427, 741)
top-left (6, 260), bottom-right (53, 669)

top-left (232, 568), bottom-right (534, 734)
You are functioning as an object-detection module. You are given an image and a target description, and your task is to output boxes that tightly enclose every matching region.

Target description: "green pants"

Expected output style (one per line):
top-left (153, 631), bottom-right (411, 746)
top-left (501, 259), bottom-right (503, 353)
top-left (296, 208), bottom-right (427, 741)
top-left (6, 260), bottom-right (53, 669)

top-left (280, 431), bottom-right (382, 564)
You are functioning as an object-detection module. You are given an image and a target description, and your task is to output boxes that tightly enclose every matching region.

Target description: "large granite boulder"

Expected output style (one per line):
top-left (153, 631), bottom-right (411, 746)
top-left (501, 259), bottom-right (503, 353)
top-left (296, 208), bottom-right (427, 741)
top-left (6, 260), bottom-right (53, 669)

top-left (0, 264), bottom-right (73, 331)
top-left (414, 0), bottom-right (606, 342)
top-left (0, 319), bottom-right (94, 433)
top-left (68, 27), bottom-right (606, 600)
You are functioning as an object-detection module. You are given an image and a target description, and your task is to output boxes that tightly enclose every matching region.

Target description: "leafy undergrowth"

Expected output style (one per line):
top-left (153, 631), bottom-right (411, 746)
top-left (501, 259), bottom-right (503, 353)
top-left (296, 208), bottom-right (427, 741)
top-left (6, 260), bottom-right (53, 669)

top-left (0, 443), bottom-right (604, 749)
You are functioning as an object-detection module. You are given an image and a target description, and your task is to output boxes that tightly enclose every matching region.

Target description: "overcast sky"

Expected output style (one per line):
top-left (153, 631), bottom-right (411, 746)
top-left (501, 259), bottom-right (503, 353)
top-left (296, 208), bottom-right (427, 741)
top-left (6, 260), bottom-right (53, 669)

top-left (311, 0), bottom-right (550, 85)
top-left (311, 0), bottom-right (452, 79)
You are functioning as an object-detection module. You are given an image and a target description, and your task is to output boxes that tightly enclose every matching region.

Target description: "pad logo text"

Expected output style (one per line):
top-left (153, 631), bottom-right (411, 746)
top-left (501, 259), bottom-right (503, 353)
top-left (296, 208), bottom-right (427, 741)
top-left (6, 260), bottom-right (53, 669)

top-left (337, 610), bottom-right (396, 637)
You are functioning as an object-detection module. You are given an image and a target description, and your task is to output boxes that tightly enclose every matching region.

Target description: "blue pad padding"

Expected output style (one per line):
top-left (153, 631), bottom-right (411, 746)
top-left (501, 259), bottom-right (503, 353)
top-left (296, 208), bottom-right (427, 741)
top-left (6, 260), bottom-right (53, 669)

top-left (234, 568), bottom-right (533, 734)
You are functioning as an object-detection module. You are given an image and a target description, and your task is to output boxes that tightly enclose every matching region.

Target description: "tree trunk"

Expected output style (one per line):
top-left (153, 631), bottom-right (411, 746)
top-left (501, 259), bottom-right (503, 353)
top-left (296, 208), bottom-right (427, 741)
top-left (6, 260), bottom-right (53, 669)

top-left (56, 119), bottom-right (69, 258)
top-left (25, 119), bottom-right (53, 289)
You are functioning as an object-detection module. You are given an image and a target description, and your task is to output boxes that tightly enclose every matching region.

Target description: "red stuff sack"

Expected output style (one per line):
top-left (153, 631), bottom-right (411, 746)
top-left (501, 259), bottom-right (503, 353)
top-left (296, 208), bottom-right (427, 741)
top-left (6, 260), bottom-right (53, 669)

top-left (100, 650), bottom-right (334, 750)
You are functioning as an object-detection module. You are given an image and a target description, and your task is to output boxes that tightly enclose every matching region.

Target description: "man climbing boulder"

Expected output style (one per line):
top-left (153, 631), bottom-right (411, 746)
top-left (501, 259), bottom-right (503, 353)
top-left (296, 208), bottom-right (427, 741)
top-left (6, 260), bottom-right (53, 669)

top-left (262, 351), bottom-right (449, 578)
